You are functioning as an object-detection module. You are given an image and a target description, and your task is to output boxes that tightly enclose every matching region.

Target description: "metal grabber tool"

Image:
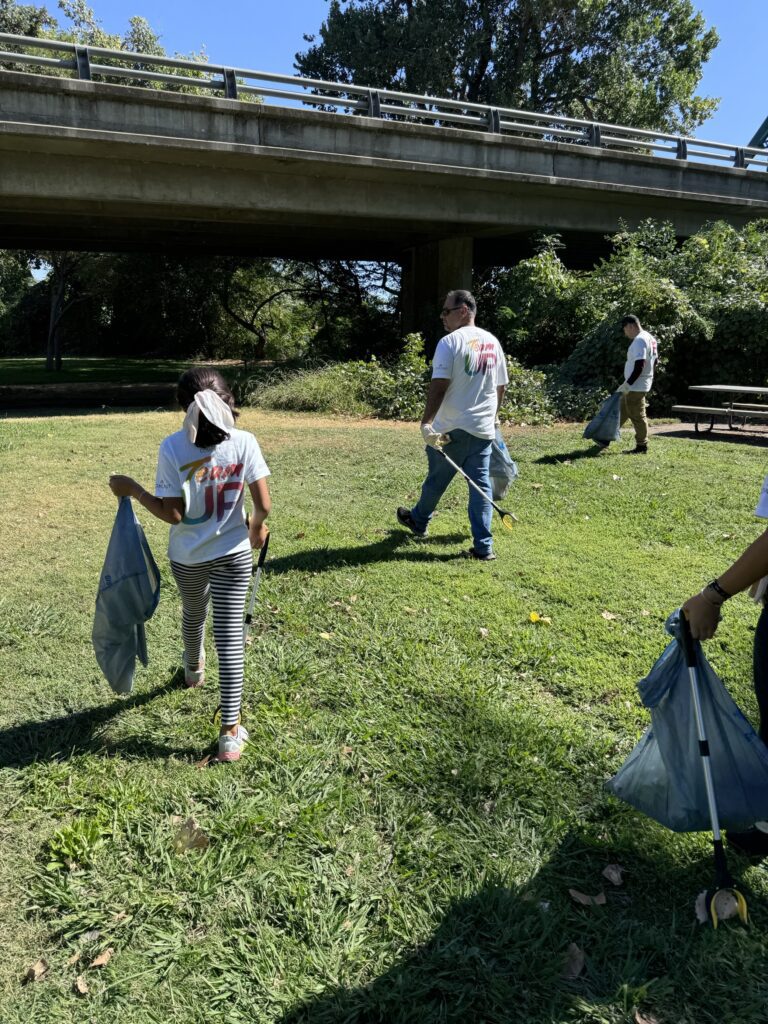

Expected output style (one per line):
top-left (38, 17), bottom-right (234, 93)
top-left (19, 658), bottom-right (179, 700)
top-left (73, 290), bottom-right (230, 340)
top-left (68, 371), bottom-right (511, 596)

top-left (679, 612), bottom-right (749, 927)
top-left (434, 446), bottom-right (518, 530)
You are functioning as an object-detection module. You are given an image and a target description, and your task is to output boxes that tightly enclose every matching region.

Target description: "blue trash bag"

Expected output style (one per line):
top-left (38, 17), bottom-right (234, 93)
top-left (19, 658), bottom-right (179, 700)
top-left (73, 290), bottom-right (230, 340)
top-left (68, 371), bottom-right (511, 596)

top-left (606, 610), bottom-right (768, 832)
top-left (92, 497), bottom-right (161, 694)
top-left (583, 392), bottom-right (622, 444)
top-left (489, 426), bottom-right (519, 500)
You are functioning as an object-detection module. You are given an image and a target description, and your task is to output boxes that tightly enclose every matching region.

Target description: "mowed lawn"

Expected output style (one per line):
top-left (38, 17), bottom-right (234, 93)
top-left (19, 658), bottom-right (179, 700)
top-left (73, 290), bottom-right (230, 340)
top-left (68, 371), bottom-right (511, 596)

top-left (1, 409), bottom-right (767, 1024)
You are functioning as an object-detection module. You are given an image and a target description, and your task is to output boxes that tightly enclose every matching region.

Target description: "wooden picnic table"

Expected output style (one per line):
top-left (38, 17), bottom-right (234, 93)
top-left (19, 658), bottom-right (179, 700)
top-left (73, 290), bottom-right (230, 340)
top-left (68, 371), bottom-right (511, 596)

top-left (672, 384), bottom-right (768, 433)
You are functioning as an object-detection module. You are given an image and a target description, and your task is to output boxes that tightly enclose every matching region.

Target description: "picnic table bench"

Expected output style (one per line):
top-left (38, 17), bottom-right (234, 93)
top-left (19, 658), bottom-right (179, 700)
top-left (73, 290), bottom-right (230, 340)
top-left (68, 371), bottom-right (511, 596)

top-left (672, 385), bottom-right (768, 433)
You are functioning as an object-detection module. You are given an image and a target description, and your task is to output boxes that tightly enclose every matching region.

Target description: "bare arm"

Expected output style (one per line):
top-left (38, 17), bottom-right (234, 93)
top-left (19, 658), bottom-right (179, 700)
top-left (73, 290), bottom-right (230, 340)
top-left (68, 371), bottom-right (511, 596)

top-left (109, 474), bottom-right (184, 525)
top-left (496, 384), bottom-right (506, 419)
top-left (683, 527), bottom-right (768, 639)
top-left (421, 378), bottom-right (450, 425)
top-left (247, 477), bottom-right (272, 549)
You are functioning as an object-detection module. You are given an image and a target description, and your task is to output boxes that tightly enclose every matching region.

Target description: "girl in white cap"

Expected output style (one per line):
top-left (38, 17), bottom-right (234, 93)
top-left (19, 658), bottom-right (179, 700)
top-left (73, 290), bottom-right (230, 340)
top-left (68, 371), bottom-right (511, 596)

top-left (108, 367), bottom-right (271, 762)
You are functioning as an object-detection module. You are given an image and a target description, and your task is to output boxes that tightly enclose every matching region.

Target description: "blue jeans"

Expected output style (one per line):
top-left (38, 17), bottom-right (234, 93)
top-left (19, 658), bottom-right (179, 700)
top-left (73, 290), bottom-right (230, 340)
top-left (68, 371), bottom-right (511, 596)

top-left (410, 429), bottom-right (494, 554)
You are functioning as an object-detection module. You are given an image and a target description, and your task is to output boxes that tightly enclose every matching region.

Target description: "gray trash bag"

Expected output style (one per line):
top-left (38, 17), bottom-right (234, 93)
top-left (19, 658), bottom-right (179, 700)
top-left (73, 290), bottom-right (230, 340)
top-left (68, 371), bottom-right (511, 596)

top-left (92, 496), bottom-right (160, 694)
top-left (489, 426), bottom-right (518, 501)
top-left (583, 392), bottom-right (622, 444)
top-left (606, 610), bottom-right (768, 832)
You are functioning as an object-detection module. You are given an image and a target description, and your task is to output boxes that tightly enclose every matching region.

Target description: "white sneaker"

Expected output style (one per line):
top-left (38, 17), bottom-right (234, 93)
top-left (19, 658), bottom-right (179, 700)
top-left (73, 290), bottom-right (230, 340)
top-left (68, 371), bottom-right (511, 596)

top-left (183, 649), bottom-right (206, 688)
top-left (218, 725), bottom-right (249, 762)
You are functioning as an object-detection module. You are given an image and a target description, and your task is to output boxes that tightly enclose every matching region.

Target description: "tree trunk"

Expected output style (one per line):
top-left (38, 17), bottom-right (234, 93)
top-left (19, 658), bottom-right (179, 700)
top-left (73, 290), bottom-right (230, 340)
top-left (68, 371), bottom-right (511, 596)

top-left (46, 273), bottom-right (66, 372)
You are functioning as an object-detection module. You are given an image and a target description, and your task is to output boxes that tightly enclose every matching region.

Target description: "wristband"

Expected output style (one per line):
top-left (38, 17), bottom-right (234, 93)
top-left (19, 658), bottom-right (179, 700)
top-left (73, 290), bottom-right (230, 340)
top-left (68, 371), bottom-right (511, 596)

top-left (706, 578), bottom-right (731, 601)
top-left (137, 489), bottom-right (147, 504)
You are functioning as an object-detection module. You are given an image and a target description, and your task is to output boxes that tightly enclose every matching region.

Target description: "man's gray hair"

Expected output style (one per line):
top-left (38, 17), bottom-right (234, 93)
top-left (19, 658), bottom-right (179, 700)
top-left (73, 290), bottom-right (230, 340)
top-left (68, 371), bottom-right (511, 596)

top-left (447, 289), bottom-right (476, 313)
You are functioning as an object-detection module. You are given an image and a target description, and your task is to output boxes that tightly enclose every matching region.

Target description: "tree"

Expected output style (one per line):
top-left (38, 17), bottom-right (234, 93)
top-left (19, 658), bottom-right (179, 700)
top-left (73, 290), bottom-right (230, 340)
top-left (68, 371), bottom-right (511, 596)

top-left (297, 0), bottom-right (718, 134)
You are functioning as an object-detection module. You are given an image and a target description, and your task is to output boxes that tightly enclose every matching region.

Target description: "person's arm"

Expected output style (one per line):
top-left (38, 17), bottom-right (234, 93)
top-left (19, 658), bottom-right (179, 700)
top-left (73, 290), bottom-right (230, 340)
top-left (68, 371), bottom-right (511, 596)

top-left (109, 474), bottom-right (184, 525)
top-left (496, 384), bottom-right (506, 419)
top-left (625, 358), bottom-right (645, 386)
top-left (247, 477), bottom-right (271, 549)
top-left (421, 378), bottom-right (450, 426)
top-left (683, 527), bottom-right (768, 639)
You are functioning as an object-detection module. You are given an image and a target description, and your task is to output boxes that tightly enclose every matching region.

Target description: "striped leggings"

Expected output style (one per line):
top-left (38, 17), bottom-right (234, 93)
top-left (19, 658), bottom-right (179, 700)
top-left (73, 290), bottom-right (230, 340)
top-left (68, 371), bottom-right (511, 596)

top-left (171, 549), bottom-right (252, 726)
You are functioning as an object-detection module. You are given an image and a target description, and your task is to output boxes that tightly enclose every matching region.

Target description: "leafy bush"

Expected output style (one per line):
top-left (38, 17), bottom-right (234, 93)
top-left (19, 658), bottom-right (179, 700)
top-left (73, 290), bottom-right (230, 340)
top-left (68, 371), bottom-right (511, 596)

top-left (488, 219), bottom-right (768, 409)
top-left (244, 336), bottom-right (558, 424)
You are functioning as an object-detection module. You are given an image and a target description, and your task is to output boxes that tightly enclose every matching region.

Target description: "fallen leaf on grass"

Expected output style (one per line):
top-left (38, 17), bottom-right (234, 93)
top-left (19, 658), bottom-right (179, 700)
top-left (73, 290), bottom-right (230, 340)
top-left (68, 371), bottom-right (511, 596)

top-left (602, 864), bottom-right (625, 886)
top-left (340, 745), bottom-right (353, 755)
top-left (531, 483), bottom-right (543, 490)
top-left (348, 594), bottom-right (358, 603)
top-left (403, 607), bottom-right (417, 614)
top-left (67, 951), bottom-right (82, 966)
top-left (112, 911), bottom-right (129, 923)
top-left (194, 754), bottom-right (212, 769)
top-left (22, 959), bottom-right (49, 984)
top-left (173, 818), bottom-right (210, 853)
top-left (601, 610), bottom-right (618, 621)
top-left (80, 929), bottom-right (100, 942)
top-left (612, 474), bottom-right (623, 481)
top-left (74, 975), bottom-right (90, 996)
top-left (294, 532), bottom-right (306, 539)
top-left (318, 632), bottom-right (333, 640)
top-left (641, 609), bottom-right (651, 616)
top-left (569, 889), bottom-right (606, 906)
top-left (634, 1011), bottom-right (660, 1024)
top-left (560, 943), bottom-right (585, 979)
top-left (540, 616), bottom-right (552, 625)
top-left (89, 948), bottom-right (114, 969)
top-left (479, 627), bottom-right (489, 638)
top-left (345, 864), bottom-right (356, 877)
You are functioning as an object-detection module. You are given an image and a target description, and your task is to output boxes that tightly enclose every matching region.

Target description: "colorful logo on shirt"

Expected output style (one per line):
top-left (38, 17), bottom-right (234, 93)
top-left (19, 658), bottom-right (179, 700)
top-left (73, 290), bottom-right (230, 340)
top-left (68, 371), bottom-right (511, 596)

top-left (179, 456), bottom-right (245, 524)
top-left (464, 339), bottom-right (498, 377)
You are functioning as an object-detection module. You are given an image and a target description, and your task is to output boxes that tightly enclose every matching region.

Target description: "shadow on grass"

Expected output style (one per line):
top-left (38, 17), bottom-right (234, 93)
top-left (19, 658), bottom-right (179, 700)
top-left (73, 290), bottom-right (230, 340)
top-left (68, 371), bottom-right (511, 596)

top-left (533, 446), bottom-right (608, 465)
top-left (277, 827), bottom-right (763, 1024)
top-left (0, 672), bottom-right (197, 768)
top-left (653, 427), bottom-right (768, 448)
top-left (265, 531), bottom-right (472, 576)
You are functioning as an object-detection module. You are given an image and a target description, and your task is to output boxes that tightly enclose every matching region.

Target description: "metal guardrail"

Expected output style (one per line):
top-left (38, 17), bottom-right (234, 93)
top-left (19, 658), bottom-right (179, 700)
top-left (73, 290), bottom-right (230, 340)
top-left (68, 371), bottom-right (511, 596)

top-left (1, 32), bottom-right (766, 173)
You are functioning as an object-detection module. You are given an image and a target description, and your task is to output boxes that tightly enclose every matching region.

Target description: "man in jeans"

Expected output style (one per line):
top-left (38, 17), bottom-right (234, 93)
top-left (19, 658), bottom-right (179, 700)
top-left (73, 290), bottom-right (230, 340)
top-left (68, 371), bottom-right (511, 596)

top-left (611, 314), bottom-right (658, 455)
top-left (396, 289), bottom-right (508, 561)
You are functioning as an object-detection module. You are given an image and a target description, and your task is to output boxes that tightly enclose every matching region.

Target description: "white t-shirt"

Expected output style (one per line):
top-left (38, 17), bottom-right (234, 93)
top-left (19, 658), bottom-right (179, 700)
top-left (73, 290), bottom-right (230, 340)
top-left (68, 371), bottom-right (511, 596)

top-left (624, 330), bottom-right (658, 393)
top-left (431, 326), bottom-right (509, 439)
top-left (155, 426), bottom-right (270, 564)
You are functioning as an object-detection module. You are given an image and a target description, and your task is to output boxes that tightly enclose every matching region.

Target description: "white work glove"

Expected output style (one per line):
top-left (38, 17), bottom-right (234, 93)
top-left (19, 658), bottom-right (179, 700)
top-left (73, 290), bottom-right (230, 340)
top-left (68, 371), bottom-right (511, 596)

top-left (617, 381), bottom-right (631, 394)
top-left (420, 423), bottom-right (449, 447)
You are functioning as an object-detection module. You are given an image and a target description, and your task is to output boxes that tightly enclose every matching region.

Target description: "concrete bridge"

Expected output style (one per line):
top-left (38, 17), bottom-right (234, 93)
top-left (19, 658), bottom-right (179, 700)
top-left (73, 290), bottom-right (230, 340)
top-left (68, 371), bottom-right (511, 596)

top-left (1, 34), bottom-right (767, 337)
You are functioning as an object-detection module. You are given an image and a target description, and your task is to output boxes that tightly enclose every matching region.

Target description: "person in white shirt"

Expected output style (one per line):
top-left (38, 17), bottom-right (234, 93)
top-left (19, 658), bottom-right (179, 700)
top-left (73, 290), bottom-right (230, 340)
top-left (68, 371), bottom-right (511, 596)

top-left (396, 290), bottom-right (509, 561)
top-left (107, 367), bottom-right (271, 762)
top-left (683, 477), bottom-right (768, 856)
top-left (609, 314), bottom-right (658, 454)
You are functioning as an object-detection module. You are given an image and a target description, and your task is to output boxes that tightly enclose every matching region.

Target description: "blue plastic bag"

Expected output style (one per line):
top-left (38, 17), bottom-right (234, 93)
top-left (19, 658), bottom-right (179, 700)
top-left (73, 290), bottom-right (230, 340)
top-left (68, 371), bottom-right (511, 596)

top-left (489, 426), bottom-right (518, 500)
top-left (92, 497), bottom-right (160, 694)
top-left (606, 611), bottom-right (768, 832)
top-left (583, 392), bottom-right (622, 444)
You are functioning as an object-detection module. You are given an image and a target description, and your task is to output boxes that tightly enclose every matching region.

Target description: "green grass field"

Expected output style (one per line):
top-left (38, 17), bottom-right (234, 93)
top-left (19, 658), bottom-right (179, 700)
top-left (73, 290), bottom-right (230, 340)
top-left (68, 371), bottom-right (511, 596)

top-left (0, 358), bottom-right (238, 386)
top-left (1, 410), bottom-right (767, 1023)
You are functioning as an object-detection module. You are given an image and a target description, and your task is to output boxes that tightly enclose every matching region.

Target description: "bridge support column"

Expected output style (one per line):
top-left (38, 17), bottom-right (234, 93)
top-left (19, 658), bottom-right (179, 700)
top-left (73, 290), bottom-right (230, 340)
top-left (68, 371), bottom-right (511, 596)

top-left (401, 237), bottom-right (473, 348)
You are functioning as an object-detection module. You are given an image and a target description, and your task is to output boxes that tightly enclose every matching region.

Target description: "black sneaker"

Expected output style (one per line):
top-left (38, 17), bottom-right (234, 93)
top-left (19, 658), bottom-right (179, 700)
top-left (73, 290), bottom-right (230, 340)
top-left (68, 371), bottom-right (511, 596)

top-left (727, 824), bottom-right (768, 858)
top-left (594, 440), bottom-right (610, 451)
top-left (463, 547), bottom-right (497, 562)
top-left (396, 507), bottom-right (427, 537)
top-left (623, 445), bottom-right (648, 455)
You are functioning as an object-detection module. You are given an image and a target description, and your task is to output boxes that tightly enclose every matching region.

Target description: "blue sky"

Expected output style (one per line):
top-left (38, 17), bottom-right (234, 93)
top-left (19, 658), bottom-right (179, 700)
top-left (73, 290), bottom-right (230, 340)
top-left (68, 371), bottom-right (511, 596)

top-left (53, 0), bottom-right (767, 144)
